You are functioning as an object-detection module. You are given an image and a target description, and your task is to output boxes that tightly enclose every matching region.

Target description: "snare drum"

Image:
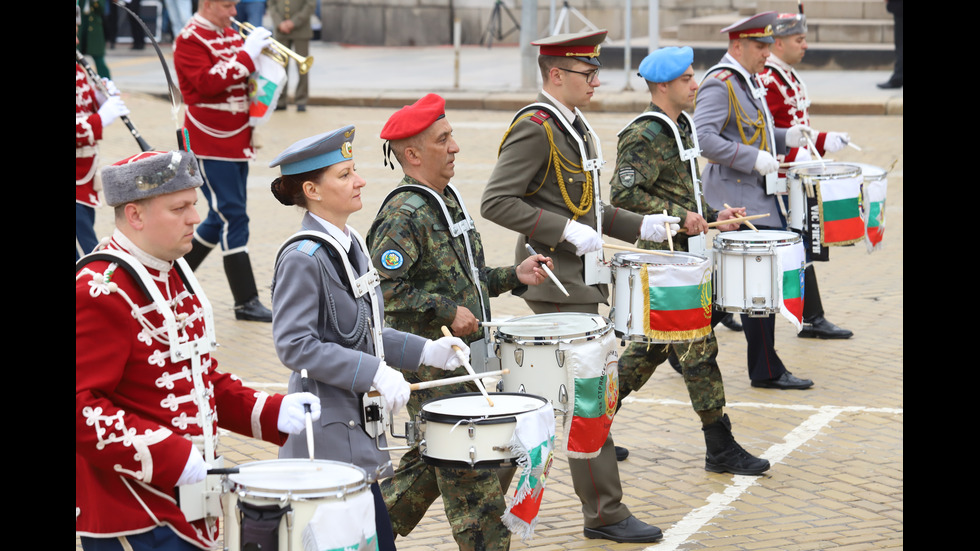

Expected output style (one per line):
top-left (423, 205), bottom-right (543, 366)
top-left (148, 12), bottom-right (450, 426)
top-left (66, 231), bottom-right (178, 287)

top-left (787, 163), bottom-right (865, 246)
top-left (611, 251), bottom-right (713, 344)
top-left (419, 392), bottom-right (550, 468)
top-left (222, 459), bottom-right (373, 551)
top-left (713, 230), bottom-right (802, 317)
top-left (495, 313), bottom-right (611, 413)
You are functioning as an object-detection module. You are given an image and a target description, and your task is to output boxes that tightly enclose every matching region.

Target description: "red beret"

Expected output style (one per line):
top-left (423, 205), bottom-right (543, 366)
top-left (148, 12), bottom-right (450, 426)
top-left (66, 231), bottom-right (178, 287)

top-left (380, 93), bottom-right (446, 140)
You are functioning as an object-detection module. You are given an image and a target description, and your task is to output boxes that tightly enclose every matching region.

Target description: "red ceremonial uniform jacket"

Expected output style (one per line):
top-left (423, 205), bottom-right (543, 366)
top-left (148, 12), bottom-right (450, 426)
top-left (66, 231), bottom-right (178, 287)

top-left (76, 233), bottom-right (286, 549)
top-left (173, 14), bottom-right (255, 161)
top-left (758, 55), bottom-right (828, 164)
top-left (76, 61), bottom-right (102, 207)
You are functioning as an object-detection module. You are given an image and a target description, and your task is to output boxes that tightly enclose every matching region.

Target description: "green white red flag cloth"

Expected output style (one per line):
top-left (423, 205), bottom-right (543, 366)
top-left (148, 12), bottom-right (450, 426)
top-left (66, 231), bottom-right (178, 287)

top-left (248, 57), bottom-right (286, 126)
top-left (777, 240), bottom-right (806, 331)
top-left (501, 402), bottom-right (556, 541)
top-left (563, 330), bottom-right (619, 460)
top-left (817, 172), bottom-right (865, 246)
top-left (640, 256), bottom-right (713, 342)
top-left (861, 173), bottom-right (887, 253)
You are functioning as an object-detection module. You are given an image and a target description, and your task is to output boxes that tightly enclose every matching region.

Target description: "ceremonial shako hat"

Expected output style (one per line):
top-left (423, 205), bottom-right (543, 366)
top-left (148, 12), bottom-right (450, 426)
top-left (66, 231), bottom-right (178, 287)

top-left (532, 29), bottom-right (607, 67)
top-left (102, 151), bottom-right (203, 207)
top-left (379, 94), bottom-right (446, 168)
top-left (721, 12), bottom-right (777, 43)
top-left (269, 125), bottom-right (356, 176)
top-left (773, 13), bottom-right (807, 36)
top-left (638, 46), bottom-right (694, 83)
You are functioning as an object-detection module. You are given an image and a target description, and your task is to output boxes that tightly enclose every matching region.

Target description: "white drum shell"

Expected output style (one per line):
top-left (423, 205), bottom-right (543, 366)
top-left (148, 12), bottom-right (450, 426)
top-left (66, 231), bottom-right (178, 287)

top-left (787, 163), bottom-right (863, 232)
top-left (419, 393), bottom-right (550, 468)
top-left (495, 313), bottom-right (610, 413)
top-left (610, 251), bottom-right (710, 343)
top-left (713, 230), bottom-right (801, 317)
top-left (222, 459), bottom-right (369, 551)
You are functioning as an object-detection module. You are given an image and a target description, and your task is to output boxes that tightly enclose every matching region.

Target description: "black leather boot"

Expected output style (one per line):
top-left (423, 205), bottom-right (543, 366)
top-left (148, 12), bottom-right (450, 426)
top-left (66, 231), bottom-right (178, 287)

top-left (703, 414), bottom-right (770, 475)
top-left (224, 251), bottom-right (272, 322)
top-left (183, 237), bottom-right (213, 271)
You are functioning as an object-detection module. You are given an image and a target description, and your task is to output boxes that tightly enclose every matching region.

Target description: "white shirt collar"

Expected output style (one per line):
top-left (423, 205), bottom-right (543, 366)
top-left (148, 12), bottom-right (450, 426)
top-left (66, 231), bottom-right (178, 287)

top-left (309, 213), bottom-right (352, 252)
top-left (110, 229), bottom-right (172, 273)
top-left (541, 89), bottom-right (577, 124)
top-left (767, 53), bottom-right (793, 73)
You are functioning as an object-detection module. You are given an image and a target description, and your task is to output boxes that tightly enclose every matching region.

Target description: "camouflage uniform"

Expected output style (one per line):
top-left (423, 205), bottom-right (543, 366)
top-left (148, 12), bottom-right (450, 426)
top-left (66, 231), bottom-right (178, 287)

top-left (367, 175), bottom-right (522, 551)
top-left (609, 103), bottom-right (726, 420)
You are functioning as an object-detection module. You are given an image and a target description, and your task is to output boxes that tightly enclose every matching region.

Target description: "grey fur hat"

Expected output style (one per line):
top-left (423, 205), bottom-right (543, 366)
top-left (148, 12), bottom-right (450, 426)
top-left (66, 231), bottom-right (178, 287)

top-left (102, 151), bottom-right (203, 207)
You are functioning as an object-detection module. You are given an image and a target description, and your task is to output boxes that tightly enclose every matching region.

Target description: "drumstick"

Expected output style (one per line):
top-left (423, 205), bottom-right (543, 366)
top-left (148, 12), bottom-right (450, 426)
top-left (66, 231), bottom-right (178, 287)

top-left (525, 243), bottom-right (569, 296)
top-left (441, 326), bottom-right (494, 407)
top-left (366, 369), bottom-right (510, 397)
top-left (603, 243), bottom-right (674, 256)
top-left (779, 159), bottom-right (834, 168)
top-left (300, 369), bottom-right (315, 461)
top-left (725, 204), bottom-right (758, 231)
top-left (678, 214), bottom-right (770, 233)
top-left (663, 210), bottom-right (674, 251)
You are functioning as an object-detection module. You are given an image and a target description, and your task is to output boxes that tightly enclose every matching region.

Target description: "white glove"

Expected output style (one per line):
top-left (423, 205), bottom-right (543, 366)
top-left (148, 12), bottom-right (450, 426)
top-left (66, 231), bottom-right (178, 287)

top-left (277, 392), bottom-right (322, 434)
top-left (754, 150), bottom-right (779, 175)
top-left (97, 96), bottom-right (129, 127)
top-left (561, 220), bottom-right (604, 256)
top-left (785, 125), bottom-right (816, 148)
top-left (640, 214), bottom-right (681, 243)
top-left (176, 447), bottom-right (208, 486)
top-left (823, 132), bottom-right (850, 153)
top-left (372, 361), bottom-right (411, 416)
top-left (422, 337), bottom-right (469, 371)
top-left (242, 26), bottom-right (273, 63)
top-left (102, 78), bottom-right (120, 97)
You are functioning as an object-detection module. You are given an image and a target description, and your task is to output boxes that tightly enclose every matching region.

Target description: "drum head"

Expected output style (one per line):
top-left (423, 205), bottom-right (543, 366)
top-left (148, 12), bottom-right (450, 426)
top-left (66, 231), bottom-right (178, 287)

top-left (421, 392), bottom-right (549, 423)
top-left (715, 229), bottom-right (801, 246)
top-left (849, 162), bottom-right (886, 182)
top-left (229, 459), bottom-right (367, 497)
top-left (613, 251), bottom-right (708, 267)
top-left (495, 312), bottom-right (608, 341)
top-left (787, 162), bottom-right (862, 180)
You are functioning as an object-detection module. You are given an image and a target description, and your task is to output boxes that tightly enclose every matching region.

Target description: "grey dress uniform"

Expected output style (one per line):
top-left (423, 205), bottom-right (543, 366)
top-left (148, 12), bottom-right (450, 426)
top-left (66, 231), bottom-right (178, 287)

top-left (273, 212), bottom-right (428, 474)
top-left (481, 93), bottom-right (643, 529)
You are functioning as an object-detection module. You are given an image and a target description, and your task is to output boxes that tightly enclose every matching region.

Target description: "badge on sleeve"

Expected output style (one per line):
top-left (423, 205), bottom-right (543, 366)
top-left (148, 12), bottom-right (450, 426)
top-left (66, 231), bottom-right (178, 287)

top-left (618, 166), bottom-right (636, 188)
top-left (380, 249), bottom-right (404, 270)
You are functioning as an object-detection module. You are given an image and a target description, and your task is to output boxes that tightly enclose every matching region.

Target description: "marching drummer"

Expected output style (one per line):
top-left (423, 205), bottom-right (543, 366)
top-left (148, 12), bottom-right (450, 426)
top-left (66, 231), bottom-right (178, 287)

top-left (366, 93), bottom-right (552, 550)
top-left (693, 11), bottom-right (816, 389)
top-left (609, 46), bottom-right (770, 476)
top-left (268, 125), bottom-right (473, 551)
top-left (75, 150), bottom-right (321, 551)
top-left (757, 11), bottom-right (854, 340)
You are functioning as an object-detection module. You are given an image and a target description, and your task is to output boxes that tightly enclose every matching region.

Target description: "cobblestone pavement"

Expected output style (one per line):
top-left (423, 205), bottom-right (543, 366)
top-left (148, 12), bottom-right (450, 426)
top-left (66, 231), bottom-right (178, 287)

top-left (79, 92), bottom-right (902, 551)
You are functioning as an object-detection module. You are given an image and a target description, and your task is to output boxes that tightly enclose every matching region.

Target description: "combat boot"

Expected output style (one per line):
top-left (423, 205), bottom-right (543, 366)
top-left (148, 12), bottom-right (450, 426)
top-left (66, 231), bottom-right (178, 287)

top-left (183, 237), bottom-right (213, 271)
top-left (702, 414), bottom-right (770, 475)
top-left (224, 251), bottom-right (272, 322)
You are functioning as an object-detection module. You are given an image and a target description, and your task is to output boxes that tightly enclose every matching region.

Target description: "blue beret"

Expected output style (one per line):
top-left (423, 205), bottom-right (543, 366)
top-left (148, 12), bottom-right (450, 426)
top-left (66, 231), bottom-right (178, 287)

top-left (638, 47), bottom-right (694, 83)
top-left (269, 125), bottom-right (356, 175)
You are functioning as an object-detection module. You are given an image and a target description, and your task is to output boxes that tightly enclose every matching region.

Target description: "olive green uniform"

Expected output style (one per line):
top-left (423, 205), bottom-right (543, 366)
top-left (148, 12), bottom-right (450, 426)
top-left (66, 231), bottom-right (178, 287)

top-left (368, 175), bottom-right (522, 551)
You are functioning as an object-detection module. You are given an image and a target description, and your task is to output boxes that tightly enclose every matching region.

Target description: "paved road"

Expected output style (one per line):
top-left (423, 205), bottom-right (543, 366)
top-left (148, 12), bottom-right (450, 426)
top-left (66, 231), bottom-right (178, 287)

top-left (78, 45), bottom-right (903, 551)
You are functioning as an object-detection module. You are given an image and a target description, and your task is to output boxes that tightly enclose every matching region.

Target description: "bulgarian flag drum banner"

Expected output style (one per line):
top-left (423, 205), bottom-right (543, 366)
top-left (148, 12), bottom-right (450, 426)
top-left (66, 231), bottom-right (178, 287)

top-left (858, 164), bottom-right (887, 253)
top-left (563, 330), bottom-right (618, 459)
top-left (817, 170), bottom-right (865, 246)
top-left (502, 404), bottom-right (556, 541)
top-left (248, 57), bottom-right (286, 127)
top-left (640, 256), bottom-right (713, 342)
top-left (777, 240), bottom-right (806, 331)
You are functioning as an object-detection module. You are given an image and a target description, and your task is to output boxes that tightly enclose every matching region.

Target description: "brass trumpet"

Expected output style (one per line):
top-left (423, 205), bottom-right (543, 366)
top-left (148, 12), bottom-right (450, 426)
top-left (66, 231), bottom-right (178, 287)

top-left (231, 18), bottom-right (314, 75)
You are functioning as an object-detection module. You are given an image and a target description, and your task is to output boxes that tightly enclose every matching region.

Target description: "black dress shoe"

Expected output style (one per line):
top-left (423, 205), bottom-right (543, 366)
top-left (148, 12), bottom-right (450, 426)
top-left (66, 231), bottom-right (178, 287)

top-left (799, 315), bottom-right (853, 339)
top-left (234, 296), bottom-right (273, 322)
top-left (876, 78), bottom-right (903, 89)
top-left (751, 371), bottom-right (814, 390)
top-left (297, 105), bottom-right (307, 112)
top-left (720, 313), bottom-right (743, 332)
top-left (584, 515), bottom-right (663, 543)
top-left (615, 445), bottom-right (629, 461)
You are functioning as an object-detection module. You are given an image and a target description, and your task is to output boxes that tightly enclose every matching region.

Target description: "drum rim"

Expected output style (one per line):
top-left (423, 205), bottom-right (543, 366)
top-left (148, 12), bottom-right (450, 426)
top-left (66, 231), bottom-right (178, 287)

top-left (420, 392), bottom-right (549, 425)
top-left (714, 229), bottom-right (801, 246)
top-left (611, 250), bottom-right (709, 267)
top-left (495, 312), bottom-right (611, 343)
top-left (786, 162), bottom-right (863, 179)
top-left (229, 458), bottom-right (369, 498)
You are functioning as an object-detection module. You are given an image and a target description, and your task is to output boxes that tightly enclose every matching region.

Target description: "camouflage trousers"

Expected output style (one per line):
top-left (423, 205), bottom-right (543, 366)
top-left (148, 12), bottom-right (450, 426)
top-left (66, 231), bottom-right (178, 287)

top-left (380, 371), bottom-right (515, 551)
top-left (618, 329), bottom-right (727, 422)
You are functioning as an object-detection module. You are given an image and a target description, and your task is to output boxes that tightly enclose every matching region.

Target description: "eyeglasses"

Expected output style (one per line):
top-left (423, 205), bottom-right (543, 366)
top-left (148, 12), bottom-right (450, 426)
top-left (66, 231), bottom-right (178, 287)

top-left (559, 67), bottom-right (600, 85)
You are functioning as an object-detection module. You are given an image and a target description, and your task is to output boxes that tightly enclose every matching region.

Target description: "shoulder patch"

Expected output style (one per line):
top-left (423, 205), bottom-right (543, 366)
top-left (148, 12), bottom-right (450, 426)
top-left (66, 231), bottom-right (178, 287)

top-left (380, 249), bottom-right (404, 270)
top-left (618, 166), bottom-right (636, 188)
top-left (712, 69), bottom-right (734, 81)
top-left (641, 119), bottom-right (664, 141)
top-left (397, 194), bottom-right (428, 215)
top-left (530, 110), bottom-right (552, 125)
top-left (296, 240), bottom-right (322, 256)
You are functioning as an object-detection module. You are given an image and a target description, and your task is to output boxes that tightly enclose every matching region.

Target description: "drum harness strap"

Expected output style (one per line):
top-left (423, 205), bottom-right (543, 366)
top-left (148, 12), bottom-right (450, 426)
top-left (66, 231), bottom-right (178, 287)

top-left (501, 102), bottom-right (611, 285)
top-left (274, 228), bottom-right (386, 361)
